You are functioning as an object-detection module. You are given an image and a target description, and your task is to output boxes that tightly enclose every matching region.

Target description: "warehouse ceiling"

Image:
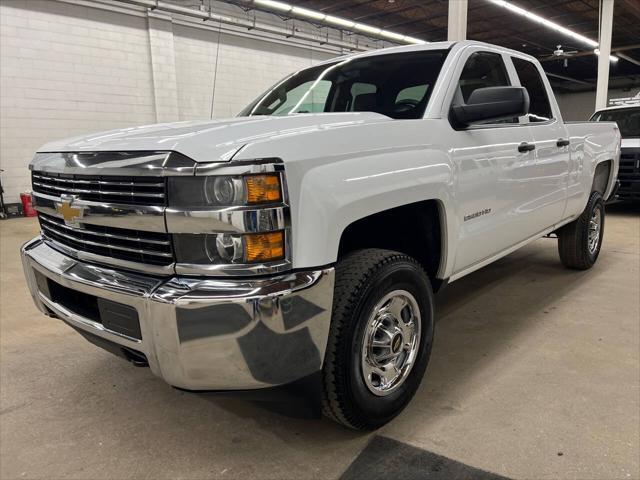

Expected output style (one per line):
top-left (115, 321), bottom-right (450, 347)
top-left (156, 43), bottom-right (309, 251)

top-left (293, 0), bottom-right (640, 92)
top-left (181, 0), bottom-right (640, 93)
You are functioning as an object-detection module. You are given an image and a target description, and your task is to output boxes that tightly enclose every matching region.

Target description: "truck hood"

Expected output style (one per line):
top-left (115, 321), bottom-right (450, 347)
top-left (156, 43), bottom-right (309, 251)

top-left (38, 113), bottom-right (391, 162)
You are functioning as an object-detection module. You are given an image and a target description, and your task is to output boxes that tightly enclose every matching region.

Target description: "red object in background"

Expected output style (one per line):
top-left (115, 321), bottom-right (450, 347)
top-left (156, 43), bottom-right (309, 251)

top-left (20, 193), bottom-right (37, 217)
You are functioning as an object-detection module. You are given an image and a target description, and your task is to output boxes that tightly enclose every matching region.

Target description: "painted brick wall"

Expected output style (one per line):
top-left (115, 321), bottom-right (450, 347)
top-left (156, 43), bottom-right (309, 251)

top-left (0, 0), bottom-right (156, 203)
top-left (0, 0), bottom-right (334, 203)
top-left (148, 12), bottom-right (179, 122)
top-left (173, 25), bottom-right (331, 121)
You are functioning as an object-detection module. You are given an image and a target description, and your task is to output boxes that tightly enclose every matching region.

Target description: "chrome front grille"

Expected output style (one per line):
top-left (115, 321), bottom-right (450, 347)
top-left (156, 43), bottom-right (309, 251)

top-left (32, 172), bottom-right (166, 206)
top-left (38, 212), bottom-right (174, 266)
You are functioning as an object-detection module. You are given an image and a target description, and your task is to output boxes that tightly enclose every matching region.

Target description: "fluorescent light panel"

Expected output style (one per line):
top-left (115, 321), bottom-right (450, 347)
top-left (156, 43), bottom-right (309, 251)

top-left (254, 0), bottom-right (291, 12)
top-left (253, 0), bottom-right (427, 45)
top-left (379, 30), bottom-right (407, 42)
top-left (291, 6), bottom-right (325, 20)
top-left (488, 0), bottom-right (619, 62)
top-left (325, 15), bottom-right (355, 28)
top-left (354, 23), bottom-right (382, 35)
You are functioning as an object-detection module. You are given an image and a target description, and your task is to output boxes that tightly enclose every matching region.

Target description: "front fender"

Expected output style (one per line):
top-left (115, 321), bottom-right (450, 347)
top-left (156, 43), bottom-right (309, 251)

top-left (291, 150), bottom-right (454, 269)
top-left (234, 119), bottom-right (456, 274)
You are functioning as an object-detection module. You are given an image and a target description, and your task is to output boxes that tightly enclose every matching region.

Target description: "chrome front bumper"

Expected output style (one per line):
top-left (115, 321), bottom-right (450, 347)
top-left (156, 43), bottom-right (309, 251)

top-left (21, 237), bottom-right (334, 390)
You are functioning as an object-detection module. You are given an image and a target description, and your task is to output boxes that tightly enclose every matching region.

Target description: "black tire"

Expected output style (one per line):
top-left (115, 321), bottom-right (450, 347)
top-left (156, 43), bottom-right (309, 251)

top-left (321, 249), bottom-right (434, 430)
top-left (557, 191), bottom-right (605, 270)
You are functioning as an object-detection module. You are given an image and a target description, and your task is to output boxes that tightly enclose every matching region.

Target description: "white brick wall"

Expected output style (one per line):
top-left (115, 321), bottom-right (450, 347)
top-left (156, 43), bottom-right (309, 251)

top-left (0, 0), bottom-right (155, 203)
top-left (148, 12), bottom-right (179, 122)
top-left (0, 0), bottom-right (334, 203)
top-left (173, 25), bottom-right (331, 121)
top-left (204, 31), bottom-right (330, 119)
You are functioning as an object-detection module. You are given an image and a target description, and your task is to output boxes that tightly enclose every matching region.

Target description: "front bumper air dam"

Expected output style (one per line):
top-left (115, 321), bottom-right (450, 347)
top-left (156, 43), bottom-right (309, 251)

top-left (21, 237), bottom-right (335, 391)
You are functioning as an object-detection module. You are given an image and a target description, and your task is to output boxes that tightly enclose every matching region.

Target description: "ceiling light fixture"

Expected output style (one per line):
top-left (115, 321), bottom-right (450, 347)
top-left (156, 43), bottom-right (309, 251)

top-left (487, 0), bottom-right (619, 62)
top-left (291, 6), bottom-right (326, 21)
top-left (403, 36), bottom-right (427, 45)
top-left (253, 0), bottom-right (427, 45)
top-left (379, 30), bottom-right (407, 42)
top-left (254, 0), bottom-right (291, 13)
top-left (354, 23), bottom-right (382, 35)
top-left (324, 15), bottom-right (355, 28)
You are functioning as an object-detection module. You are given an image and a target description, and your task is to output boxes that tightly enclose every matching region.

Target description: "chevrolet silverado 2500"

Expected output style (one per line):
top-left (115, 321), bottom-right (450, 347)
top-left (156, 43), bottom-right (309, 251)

top-left (22, 41), bottom-right (621, 430)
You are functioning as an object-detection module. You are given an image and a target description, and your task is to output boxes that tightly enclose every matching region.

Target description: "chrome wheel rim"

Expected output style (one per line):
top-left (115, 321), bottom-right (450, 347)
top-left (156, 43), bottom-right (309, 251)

top-left (361, 290), bottom-right (421, 397)
top-left (588, 206), bottom-right (602, 254)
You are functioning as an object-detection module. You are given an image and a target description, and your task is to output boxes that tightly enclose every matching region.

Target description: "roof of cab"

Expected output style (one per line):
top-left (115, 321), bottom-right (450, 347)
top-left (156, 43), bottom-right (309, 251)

top-left (312, 40), bottom-right (540, 67)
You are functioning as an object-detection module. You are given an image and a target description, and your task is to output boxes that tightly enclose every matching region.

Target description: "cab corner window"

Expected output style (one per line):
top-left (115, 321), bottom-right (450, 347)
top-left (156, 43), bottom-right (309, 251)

top-left (512, 57), bottom-right (552, 123)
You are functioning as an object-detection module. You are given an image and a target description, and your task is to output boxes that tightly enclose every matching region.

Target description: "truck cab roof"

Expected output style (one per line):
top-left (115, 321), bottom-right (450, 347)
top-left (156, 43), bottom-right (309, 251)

top-left (315, 40), bottom-right (541, 68)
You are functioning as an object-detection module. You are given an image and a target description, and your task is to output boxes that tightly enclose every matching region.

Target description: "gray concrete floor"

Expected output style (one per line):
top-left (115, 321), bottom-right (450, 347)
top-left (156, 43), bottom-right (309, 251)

top-left (1, 207), bottom-right (638, 480)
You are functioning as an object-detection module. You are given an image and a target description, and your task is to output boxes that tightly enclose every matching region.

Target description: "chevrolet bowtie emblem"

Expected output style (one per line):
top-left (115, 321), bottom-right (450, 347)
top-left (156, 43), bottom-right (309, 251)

top-left (56, 195), bottom-right (84, 227)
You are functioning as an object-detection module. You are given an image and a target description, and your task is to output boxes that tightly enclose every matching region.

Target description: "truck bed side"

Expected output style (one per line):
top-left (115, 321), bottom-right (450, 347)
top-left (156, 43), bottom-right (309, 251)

top-left (563, 121), bottom-right (620, 220)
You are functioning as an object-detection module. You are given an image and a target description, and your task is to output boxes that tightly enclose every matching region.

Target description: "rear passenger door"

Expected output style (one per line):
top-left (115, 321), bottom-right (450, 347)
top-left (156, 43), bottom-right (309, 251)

top-left (510, 56), bottom-right (570, 229)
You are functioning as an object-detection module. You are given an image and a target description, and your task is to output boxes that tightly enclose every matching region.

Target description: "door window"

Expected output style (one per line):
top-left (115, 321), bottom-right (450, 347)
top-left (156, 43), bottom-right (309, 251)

top-left (512, 57), bottom-right (552, 122)
top-left (458, 52), bottom-right (511, 102)
top-left (456, 52), bottom-right (517, 124)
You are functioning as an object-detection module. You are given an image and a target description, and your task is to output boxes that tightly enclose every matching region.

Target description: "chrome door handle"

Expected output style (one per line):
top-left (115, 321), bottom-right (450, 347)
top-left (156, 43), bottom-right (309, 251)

top-left (518, 142), bottom-right (536, 153)
top-left (556, 138), bottom-right (570, 147)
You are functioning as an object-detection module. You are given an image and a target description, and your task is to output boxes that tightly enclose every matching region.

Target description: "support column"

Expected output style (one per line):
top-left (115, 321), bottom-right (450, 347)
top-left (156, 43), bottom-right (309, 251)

top-left (595, 0), bottom-right (615, 111)
top-left (448, 0), bottom-right (468, 42)
top-left (147, 11), bottom-right (179, 122)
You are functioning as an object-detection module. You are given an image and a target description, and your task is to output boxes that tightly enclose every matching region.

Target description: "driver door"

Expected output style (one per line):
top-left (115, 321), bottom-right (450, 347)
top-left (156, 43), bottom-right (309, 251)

top-left (449, 49), bottom-right (538, 274)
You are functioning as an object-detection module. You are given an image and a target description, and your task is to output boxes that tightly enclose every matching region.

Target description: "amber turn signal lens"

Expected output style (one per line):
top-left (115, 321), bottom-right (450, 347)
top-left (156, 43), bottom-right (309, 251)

top-left (244, 174), bottom-right (281, 204)
top-left (244, 231), bottom-right (285, 263)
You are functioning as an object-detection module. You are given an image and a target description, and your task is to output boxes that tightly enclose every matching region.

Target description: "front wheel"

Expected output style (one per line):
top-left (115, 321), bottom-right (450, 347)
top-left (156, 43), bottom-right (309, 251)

top-left (321, 249), bottom-right (434, 430)
top-left (557, 191), bottom-right (605, 270)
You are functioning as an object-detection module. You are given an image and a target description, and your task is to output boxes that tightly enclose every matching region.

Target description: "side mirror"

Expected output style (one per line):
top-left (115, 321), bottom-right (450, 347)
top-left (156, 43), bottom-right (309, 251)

top-left (451, 86), bottom-right (530, 126)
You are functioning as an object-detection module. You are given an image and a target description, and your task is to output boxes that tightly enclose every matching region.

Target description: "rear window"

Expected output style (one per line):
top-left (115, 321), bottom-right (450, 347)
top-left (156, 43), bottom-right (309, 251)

top-left (590, 106), bottom-right (640, 138)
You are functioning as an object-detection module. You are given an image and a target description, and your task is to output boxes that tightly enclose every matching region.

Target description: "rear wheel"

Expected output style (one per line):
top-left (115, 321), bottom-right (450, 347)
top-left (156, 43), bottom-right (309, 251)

top-left (321, 249), bottom-right (434, 430)
top-left (557, 191), bottom-right (605, 270)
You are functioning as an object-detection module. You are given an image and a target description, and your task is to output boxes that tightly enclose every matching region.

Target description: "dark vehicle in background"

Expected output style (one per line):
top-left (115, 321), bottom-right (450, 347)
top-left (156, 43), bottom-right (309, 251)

top-left (591, 105), bottom-right (640, 202)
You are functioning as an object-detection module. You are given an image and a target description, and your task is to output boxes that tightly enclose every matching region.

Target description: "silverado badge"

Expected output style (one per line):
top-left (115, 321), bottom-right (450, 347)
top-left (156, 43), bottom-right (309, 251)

top-left (56, 194), bottom-right (84, 227)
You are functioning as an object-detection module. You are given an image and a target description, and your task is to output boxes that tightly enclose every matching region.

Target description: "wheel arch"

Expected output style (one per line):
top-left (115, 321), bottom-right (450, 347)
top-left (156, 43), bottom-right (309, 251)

top-left (336, 199), bottom-right (448, 291)
top-left (592, 159), bottom-right (613, 196)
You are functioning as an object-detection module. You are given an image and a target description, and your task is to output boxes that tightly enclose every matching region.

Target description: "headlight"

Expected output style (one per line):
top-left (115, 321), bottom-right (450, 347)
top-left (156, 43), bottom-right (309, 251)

top-left (173, 231), bottom-right (286, 265)
top-left (207, 177), bottom-right (241, 205)
top-left (168, 174), bottom-right (282, 207)
top-left (168, 168), bottom-right (289, 273)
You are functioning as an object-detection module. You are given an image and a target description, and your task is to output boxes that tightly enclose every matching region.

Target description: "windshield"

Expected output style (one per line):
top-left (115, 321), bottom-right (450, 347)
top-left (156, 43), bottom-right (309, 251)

top-left (590, 106), bottom-right (640, 138)
top-left (238, 50), bottom-right (449, 120)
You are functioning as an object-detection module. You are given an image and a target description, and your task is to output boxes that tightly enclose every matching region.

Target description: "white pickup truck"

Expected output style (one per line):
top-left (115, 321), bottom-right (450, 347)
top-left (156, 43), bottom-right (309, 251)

top-left (22, 40), bottom-right (620, 430)
top-left (590, 103), bottom-right (639, 202)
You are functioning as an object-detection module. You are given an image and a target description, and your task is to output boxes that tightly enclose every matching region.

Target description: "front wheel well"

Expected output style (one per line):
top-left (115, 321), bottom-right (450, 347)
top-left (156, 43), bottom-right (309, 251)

top-left (337, 200), bottom-right (444, 290)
